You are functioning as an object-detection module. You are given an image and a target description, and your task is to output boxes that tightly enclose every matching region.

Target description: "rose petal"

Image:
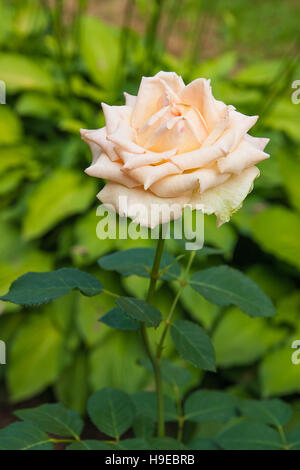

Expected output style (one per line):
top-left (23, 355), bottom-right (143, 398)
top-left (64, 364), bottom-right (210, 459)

top-left (244, 134), bottom-right (270, 151)
top-left (129, 162), bottom-right (181, 190)
top-left (192, 166), bottom-right (260, 226)
top-left (80, 130), bottom-right (102, 164)
top-left (80, 127), bottom-right (119, 161)
top-left (144, 116), bottom-right (201, 153)
top-left (107, 120), bottom-right (146, 154)
top-left (85, 153), bottom-right (139, 188)
top-left (179, 78), bottom-right (226, 131)
top-left (169, 144), bottom-right (226, 171)
top-left (136, 106), bottom-right (172, 146)
top-left (201, 106), bottom-right (231, 147)
top-left (217, 139), bottom-right (270, 174)
top-left (101, 103), bottom-right (132, 134)
top-left (132, 72), bottom-right (184, 129)
top-left (132, 77), bottom-right (166, 129)
top-left (215, 109), bottom-right (258, 153)
top-left (121, 149), bottom-right (177, 170)
top-left (154, 71), bottom-right (185, 94)
top-left (150, 167), bottom-right (229, 197)
top-left (98, 182), bottom-right (189, 228)
top-left (124, 92), bottom-right (137, 107)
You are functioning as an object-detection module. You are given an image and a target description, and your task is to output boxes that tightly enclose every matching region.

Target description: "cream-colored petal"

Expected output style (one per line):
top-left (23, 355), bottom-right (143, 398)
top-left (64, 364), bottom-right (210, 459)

top-left (131, 76), bottom-right (166, 129)
top-left (107, 120), bottom-right (146, 154)
top-left (215, 109), bottom-right (258, 153)
top-left (144, 116), bottom-right (201, 154)
top-left (217, 139), bottom-right (270, 174)
top-left (129, 162), bottom-right (181, 190)
top-left (169, 144), bottom-right (226, 171)
top-left (80, 129), bottom-right (102, 164)
top-left (124, 92), bottom-right (136, 108)
top-left (98, 182), bottom-right (189, 228)
top-left (132, 72), bottom-right (184, 129)
top-left (137, 106), bottom-right (172, 146)
top-left (154, 71), bottom-right (185, 94)
top-left (196, 169), bottom-right (231, 193)
top-left (150, 167), bottom-right (229, 197)
top-left (179, 78), bottom-right (226, 131)
top-left (101, 103), bottom-right (132, 134)
top-left (121, 149), bottom-right (176, 170)
top-left (85, 153), bottom-right (139, 188)
top-left (201, 106), bottom-right (231, 147)
top-left (244, 134), bottom-right (270, 151)
top-left (80, 127), bottom-right (119, 161)
top-left (191, 166), bottom-right (260, 226)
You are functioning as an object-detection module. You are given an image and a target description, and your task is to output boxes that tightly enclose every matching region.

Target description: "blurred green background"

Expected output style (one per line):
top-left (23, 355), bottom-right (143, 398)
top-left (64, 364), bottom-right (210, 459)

top-left (0, 0), bottom-right (299, 425)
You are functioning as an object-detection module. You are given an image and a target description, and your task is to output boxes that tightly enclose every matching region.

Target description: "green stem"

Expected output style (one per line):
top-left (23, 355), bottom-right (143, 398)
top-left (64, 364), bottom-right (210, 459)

top-left (157, 250), bottom-right (196, 359)
top-left (140, 231), bottom-right (165, 438)
top-left (51, 438), bottom-right (75, 444)
top-left (174, 385), bottom-right (184, 442)
top-left (277, 425), bottom-right (289, 450)
top-left (102, 289), bottom-right (120, 299)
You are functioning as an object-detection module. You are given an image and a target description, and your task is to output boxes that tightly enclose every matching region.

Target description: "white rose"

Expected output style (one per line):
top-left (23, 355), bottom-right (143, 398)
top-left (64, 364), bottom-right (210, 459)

top-left (81, 71), bottom-right (269, 227)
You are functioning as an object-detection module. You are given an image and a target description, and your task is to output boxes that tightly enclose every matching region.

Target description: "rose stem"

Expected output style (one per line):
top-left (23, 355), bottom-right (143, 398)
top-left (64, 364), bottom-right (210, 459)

top-left (157, 250), bottom-right (196, 360)
top-left (140, 227), bottom-right (165, 438)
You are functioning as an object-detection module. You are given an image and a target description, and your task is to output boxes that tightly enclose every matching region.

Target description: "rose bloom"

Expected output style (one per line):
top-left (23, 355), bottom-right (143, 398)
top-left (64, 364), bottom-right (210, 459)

top-left (81, 72), bottom-right (269, 227)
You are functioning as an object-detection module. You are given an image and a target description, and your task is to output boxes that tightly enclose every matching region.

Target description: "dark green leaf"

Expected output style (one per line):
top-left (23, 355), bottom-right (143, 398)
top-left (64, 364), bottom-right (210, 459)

top-left (67, 440), bottom-right (114, 450)
top-left (116, 297), bottom-right (162, 328)
top-left (114, 438), bottom-right (150, 450)
top-left (98, 248), bottom-right (180, 280)
top-left (217, 422), bottom-right (283, 450)
top-left (189, 437), bottom-right (219, 450)
top-left (190, 266), bottom-right (276, 318)
top-left (184, 390), bottom-right (237, 423)
top-left (133, 414), bottom-right (155, 440)
top-left (15, 403), bottom-right (83, 439)
top-left (100, 307), bottom-right (140, 330)
top-left (239, 399), bottom-right (292, 427)
top-left (286, 426), bottom-right (300, 450)
top-left (132, 391), bottom-right (177, 422)
top-left (170, 320), bottom-right (216, 371)
top-left (88, 388), bottom-right (135, 439)
top-left (0, 268), bottom-right (103, 306)
top-left (148, 437), bottom-right (186, 450)
top-left (0, 422), bottom-right (53, 450)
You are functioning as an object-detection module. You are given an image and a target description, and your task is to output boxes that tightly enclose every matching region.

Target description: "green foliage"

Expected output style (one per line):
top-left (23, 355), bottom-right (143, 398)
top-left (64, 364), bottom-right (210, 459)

top-left (7, 313), bottom-right (64, 402)
top-left (0, 53), bottom-right (54, 93)
top-left (216, 422), bottom-right (283, 450)
top-left (238, 399), bottom-right (292, 427)
top-left (116, 297), bottom-right (162, 328)
top-left (99, 248), bottom-right (181, 280)
top-left (190, 266), bottom-right (276, 318)
top-left (251, 206), bottom-right (300, 270)
top-left (15, 404), bottom-right (84, 439)
top-left (79, 16), bottom-right (120, 90)
top-left (0, 422), bottom-right (53, 451)
top-left (0, 268), bottom-right (103, 306)
top-left (23, 170), bottom-right (97, 240)
top-left (0, 391), bottom-right (296, 450)
top-left (185, 390), bottom-right (237, 423)
top-left (170, 320), bottom-right (216, 371)
top-left (213, 307), bottom-right (286, 367)
top-left (88, 388), bottom-right (135, 439)
top-left (100, 307), bottom-right (140, 330)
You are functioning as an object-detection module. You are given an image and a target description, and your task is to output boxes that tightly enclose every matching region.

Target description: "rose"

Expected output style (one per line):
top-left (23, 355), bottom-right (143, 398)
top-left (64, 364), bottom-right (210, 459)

top-left (81, 71), bottom-right (269, 227)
